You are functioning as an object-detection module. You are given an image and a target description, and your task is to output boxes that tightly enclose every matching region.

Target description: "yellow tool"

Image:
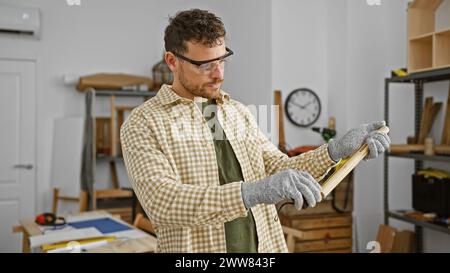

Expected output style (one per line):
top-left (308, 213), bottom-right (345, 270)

top-left (42, 236), bottom-right (117, 252)
top-left (391, 68), bottom-right (408, 77)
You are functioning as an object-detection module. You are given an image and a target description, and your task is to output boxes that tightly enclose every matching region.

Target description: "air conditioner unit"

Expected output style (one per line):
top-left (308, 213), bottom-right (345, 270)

top-left (0, 4), bottom-right (40, 39)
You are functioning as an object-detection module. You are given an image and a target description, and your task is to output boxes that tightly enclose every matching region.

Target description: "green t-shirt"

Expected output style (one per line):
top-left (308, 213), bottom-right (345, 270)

top-left (197, 99), bottom-right (258, 253)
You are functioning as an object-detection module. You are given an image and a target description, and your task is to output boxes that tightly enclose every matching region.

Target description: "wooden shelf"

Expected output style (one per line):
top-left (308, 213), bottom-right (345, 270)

top-left (409, 35), bottom-right (433, 72)
top-left (388, 211), bottom-right (450, 235)
top-left (409, 0), bottom-right (443, 10)
top-left (409, 32), bottom-right (434, 42)
top-left (407, 0), bottom-right (449, 73)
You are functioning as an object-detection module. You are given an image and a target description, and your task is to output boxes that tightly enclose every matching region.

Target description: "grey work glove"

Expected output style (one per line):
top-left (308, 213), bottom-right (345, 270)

top-left (241, 169), bottom-right (322, 210)
top-left (327, 120), bottom-right (391, 162)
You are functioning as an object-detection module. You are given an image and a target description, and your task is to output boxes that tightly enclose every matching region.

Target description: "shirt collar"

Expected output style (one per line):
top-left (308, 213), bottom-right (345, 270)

top-left (157, 84), bottom-right (230, 106)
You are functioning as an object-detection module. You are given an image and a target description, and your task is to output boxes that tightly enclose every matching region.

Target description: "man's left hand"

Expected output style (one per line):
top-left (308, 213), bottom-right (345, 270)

top-left (327, 121), bottom-right (391, 162)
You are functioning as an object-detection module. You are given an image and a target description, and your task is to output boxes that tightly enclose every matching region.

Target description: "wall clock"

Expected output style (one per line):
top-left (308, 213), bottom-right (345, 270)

top-left (285, 88), bottom-right (321, 127)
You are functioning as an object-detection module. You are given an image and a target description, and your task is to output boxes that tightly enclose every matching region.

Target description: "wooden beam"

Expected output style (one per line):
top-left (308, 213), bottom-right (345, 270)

top-left (274, 90), bottom-right (286, 153)
top-left (321, 126), bottom-right (389, 197)
top-left (418, 97), bottom-right (433, 144)
top-left (409, 0), bottom-right (443, 11)
top-left (441, 83), bottom-right (450, 145)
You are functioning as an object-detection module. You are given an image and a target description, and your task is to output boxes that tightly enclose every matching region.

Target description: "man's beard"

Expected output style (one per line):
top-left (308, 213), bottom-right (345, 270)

top-left (179, 70), bottom-right (224, 99)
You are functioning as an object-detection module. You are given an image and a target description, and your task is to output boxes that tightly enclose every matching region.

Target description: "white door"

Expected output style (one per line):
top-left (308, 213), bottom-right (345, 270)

top-left (0, 59), bottom-right (36, 252)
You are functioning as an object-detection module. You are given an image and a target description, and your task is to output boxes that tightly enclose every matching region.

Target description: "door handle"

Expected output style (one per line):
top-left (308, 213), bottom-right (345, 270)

top-left (13, 164), bottom-right (33, 170)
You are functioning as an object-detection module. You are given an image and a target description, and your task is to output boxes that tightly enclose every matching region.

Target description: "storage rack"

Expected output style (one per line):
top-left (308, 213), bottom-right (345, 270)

top-left (384, 67), bottom-right (450, 253)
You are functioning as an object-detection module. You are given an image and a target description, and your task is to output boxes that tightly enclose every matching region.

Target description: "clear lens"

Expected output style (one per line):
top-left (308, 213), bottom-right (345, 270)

top-left (198, 59), bottom-right (228, 73)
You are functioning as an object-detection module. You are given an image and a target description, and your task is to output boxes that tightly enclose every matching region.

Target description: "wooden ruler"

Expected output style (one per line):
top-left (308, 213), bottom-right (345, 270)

top-left (274, 90), bottom-right (287, 153)
top-left (321, 126), bottom-right (390, 198)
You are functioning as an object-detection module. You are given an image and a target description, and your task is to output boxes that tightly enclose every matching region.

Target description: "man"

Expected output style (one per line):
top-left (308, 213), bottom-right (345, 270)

top-left (120, 9), bottom-right (390, 253)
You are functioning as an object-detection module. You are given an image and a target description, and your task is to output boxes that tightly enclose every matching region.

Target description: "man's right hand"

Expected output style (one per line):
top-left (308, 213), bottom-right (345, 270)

top-left (241, 169), bottom-right (323, 210)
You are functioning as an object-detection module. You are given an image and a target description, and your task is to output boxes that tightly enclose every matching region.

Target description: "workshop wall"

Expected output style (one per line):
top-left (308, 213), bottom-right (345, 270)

top-left (0, 0), bottom-right (272, 214)
top-left (272, 0), bottom-right (450, 252)
top-left (1, 0), bottom-right (449, 252)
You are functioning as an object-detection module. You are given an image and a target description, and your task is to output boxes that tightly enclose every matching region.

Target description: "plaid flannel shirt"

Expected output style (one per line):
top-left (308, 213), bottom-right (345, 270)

top-left (120, 84), bottom-right (337, 253)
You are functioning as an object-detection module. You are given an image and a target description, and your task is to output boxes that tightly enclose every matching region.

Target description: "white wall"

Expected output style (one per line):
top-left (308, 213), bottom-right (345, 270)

top-left (273, 0), bottom-right (450, 252)
top-left (1, 0), bottom-right (449, 252)
top-left (347, 0), bottom-right (450, 253)
top-left (272, 0), bottom-right (329, 149)
top-left (0, 0), bottom-right (272, 213)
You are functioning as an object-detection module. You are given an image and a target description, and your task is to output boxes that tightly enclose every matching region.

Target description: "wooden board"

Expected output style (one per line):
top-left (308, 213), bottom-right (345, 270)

top-left (441, 83), bottom-right (450, 145)
top-left (274, 90), bottom-right (286, 153)
top-left (409, 0), bottom-right (443, 11)
top-left (295, 238), bottom-right (352, 253)
top-left (435, 145), bottom-right (450, 154)
top-left (289, 215), bottom-right (352, 230)
top-left (110, 96), bottom-right (117, 156)
top-left (418, 97), bottom-right (433, 143)
top-left (300, 227), bottom-right (352, 241)
top-left (423, 102), bottom-right (442, 142)
top-left (315, 248), bottom-right (352, 253)
top-left (389, 144), bottom-right (425, 154)
top-left (321, 126), bottom-right (389, 197)
top-left (376, 224), bottom-right (397, 253)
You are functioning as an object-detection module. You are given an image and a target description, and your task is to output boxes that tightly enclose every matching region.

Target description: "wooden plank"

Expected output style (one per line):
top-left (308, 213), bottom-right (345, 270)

top-left (409, 0), bottom-right (443, 11)
top-left (79, 190), bottom-right (88, 212)
top-left (421, 102), bottom-right (442, 143)
top-left (117, 110), bottom-right (125, 156)
top-left (115, 105), bottom-right (135, 112)
top-left (376, 224), bottom-right (397, 253)
top-left (392, 230), bottom-right (416, 253)
top-left (418, 97), bottom-right (433, 143)
top-left (52, 188), bottom-right (59, 214)
top-left (315, 248), bottom-right (352, 253)
top-left (19, 219), bottom-right (42, 237)
top-left (441, 84), bottom-right (450, 145)
top-left (110, 95), bottom-right (117, 156)
top-left (94, 189), bottom-right (133, 199)
top-left (295, 238), bottom-right (352, 252)
top-left (274, 90), bottom-right (286, 153)
top-left (389, 144), bottom-right (425, 154)
top-left (109, 161), bottom-right (119, 189)
top-left (300, 227), bottom-right (352, 241)
top-left (435, 145), bottom-right (450, 154)
top-left (12, 226), bottom-right (24, 233)
top-left (96, 117), bottom-right (111, 155)
top-left (321, 127), bottom-right (389, 197)
top-left (408, 8), bottom-right (436, 43)
top-left (290, 216), bottom-right (352, 230)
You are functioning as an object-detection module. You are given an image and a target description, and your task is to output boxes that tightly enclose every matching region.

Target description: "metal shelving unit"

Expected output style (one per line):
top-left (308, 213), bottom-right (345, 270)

top-left (384, 67), bottom-right (450, 253)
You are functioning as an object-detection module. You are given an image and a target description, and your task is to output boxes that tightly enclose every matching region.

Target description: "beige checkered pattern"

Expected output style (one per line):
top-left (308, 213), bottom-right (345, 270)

top-left (120, 84), bottom-right (337, 253)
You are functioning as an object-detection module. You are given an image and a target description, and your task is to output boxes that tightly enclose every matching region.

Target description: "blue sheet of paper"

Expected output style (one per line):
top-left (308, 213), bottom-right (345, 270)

top-left (68, 217), bottom-right (132, 234)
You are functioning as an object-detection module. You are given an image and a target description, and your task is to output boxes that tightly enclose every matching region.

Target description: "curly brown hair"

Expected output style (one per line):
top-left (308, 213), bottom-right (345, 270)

top-left (164, 9), bottom-right (226, 54)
